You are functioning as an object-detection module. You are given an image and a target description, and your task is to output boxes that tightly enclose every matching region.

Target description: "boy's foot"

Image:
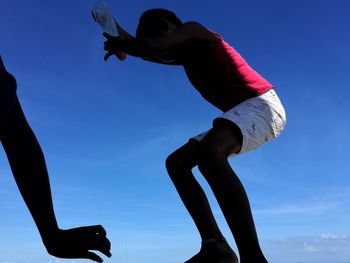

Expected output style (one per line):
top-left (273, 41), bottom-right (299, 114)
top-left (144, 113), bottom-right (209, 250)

top-left (185, 239), bottom-right (238, 263)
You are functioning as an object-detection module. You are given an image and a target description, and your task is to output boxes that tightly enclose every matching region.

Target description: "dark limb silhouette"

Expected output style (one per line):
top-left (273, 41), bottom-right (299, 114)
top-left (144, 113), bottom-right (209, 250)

top-left (166, 119), bottom-right (267, 263)
top-left (166, 140), bottom-right (225, 241)
top-left (0, 57), bottom-right (111, 262)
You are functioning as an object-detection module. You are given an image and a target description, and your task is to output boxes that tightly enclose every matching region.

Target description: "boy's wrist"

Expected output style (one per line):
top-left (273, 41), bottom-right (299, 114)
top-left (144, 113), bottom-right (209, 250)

top-left (39, 224), bottom-right (61, 245)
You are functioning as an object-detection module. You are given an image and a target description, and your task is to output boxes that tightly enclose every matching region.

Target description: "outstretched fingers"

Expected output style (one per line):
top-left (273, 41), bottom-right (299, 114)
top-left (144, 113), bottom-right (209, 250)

top-left (79, 251), bottom-right (104, 263)
top-left (90, 234), bottom-right (111, 257)
top-left (104, 51), bottom-right (114, 61)
top-left (103, 32), bottom-right (126, 61)
top-left (103, 32), bottom-right (113, 40)
top-left (103, 37), bottom-right (115, 61)
top-left (79, 225), bottom-right (112, 257)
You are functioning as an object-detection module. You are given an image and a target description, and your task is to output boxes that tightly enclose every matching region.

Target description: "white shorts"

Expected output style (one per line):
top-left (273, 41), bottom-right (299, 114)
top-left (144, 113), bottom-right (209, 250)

top-left (192, 89), bottom-right (286, 155)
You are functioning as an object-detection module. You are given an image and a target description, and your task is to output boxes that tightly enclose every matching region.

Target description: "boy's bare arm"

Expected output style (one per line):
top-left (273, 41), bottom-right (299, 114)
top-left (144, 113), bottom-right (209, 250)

top-left (0, 98), bottom-right (111, 262)
top-left (1, 56), bottom-right (111, 261)
top-left (103, 22), bottom-right (218, 61)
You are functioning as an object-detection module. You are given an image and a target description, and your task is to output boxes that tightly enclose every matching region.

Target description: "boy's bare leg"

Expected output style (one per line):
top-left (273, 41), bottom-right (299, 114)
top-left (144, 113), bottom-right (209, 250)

top-left (196, 118), bottom-right (268, 263)
top-left (166, 141), bottom-right (223, 240)
top-left (166, 141), bottom-right (238, 263)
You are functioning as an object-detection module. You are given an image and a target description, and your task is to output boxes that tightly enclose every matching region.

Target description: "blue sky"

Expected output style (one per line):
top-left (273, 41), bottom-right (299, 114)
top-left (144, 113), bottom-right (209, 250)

top-left (0, 0), bottom-right (350, 262)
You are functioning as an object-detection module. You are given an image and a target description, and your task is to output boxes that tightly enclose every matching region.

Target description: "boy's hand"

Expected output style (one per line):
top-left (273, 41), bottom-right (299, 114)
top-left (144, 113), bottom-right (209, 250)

top-left (103, 33), bottom-right (127, 61)
top-left (43, 225), bottom-right (112, 263)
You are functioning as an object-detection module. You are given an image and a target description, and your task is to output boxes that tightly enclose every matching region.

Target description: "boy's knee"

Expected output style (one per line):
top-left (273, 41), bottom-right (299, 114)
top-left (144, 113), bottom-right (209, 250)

top-left (165, 153), bottom-right (178, 173)
top-left (197, 142), bottom-right (227, 176)
top-left (165, 152), bottom-right (192, 175)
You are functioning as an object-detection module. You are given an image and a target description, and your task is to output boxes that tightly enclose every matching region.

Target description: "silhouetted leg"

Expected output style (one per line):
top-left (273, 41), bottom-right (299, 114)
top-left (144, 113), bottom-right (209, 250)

top-left (166, 141), bottom-right (223, 240)
top-left (166, 141), bottom-right (238, 263)
top-left (197, 118), bottom-right (267, 263)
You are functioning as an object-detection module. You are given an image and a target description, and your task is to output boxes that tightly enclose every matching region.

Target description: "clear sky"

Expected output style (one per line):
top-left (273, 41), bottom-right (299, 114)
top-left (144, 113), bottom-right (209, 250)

top-left (0, 0), bottom-right (350, 262)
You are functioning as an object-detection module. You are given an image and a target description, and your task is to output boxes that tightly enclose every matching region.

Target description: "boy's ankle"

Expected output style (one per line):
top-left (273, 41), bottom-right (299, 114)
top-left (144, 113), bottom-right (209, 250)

top-left (201, 236), bottom-right (227, 246)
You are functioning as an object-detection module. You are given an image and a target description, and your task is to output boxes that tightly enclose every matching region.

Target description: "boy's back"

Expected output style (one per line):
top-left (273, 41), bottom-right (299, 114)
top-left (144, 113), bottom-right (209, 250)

top-left (182, 32), bottom-right (273, 111)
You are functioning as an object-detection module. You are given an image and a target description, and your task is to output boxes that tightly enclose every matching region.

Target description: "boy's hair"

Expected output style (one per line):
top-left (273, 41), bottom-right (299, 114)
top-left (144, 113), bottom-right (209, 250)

top-left (136, 8), bottom-right (183, 38)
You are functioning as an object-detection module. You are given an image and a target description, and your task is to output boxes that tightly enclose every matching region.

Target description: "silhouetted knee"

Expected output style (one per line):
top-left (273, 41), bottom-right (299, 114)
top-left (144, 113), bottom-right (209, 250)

top-left (165, 152), bottom-right (195, 183)
top-left (197, 142), bottom-right (227, 182)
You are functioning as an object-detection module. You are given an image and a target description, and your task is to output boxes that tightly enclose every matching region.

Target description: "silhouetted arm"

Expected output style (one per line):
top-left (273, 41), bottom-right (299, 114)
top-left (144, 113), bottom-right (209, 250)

top-left (0, 96), bottom-right (111, 262)
top-left (0, 56), bottom-right (112, 262)
top-left (103, 21), bottom-right (218, 61)
top-left (0, 97), bottom-right (58, 237)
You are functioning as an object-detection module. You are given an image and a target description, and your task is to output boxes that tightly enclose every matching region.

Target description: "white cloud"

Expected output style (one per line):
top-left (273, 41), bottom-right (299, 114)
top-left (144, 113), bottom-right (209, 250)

top-left (320, 233), bottom-right (348, 240)
top-left (254, 190), bottom-right (350, 218)
top-left (254, 201), bottom-right (338, 217)
top-left (263, 234), bottom-right (350, 263)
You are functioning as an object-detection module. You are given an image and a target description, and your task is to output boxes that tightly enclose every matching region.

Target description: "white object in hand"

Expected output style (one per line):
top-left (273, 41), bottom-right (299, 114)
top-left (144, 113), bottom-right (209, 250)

top-left (92, 1), bottom-right (118, 37)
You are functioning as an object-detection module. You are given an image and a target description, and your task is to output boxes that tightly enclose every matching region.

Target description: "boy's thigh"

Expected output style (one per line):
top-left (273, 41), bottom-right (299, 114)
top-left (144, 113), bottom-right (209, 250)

top-left (167, 140), bottom-right (201, 169)
top-left (197, 118), bottom-right (243, 156)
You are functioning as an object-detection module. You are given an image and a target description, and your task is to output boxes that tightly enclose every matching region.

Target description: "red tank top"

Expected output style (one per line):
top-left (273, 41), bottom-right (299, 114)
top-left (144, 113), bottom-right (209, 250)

top-left (184, 33), bottom-right (273, 108)
top-left (218, 33), bottom-right (273, 90)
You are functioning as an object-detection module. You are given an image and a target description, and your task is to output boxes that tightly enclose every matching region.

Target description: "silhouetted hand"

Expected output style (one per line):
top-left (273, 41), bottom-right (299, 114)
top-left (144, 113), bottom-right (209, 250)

top-left (43, 225), bottom-right (112, 263)
top-left (103, 32), bottom-right (127, 61)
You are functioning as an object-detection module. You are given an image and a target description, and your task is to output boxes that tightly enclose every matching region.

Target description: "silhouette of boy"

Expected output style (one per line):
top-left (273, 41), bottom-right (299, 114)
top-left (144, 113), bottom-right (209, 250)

top-left (0, 56), bottom-right (111, 263)
top-left (103, 9), bottom-right (286, 263)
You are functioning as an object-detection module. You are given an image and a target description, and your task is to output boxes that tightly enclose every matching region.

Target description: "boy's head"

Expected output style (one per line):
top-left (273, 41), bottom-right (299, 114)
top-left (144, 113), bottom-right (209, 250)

top-left (136, 9), bottom-right (183, 38)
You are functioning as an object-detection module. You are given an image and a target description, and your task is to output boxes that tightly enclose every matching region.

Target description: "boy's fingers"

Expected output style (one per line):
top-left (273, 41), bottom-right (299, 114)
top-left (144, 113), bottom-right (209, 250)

top-left (80, 251), bottom-right (103, 263)
top-left (99, 245), bottom-right (112, 258)
top-left (104, 51), bottom-right (113, 61)
top-left (84, 235), bottom-right (111, 257)
top-left (103, 32), bottom-right (113, 40)
top-left (97, 235), bottom-right (111, 256)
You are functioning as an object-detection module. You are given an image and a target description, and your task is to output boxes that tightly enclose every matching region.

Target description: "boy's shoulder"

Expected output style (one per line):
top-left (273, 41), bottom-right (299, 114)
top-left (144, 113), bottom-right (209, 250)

top-left (178, 21), bottom-right (220, 43)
